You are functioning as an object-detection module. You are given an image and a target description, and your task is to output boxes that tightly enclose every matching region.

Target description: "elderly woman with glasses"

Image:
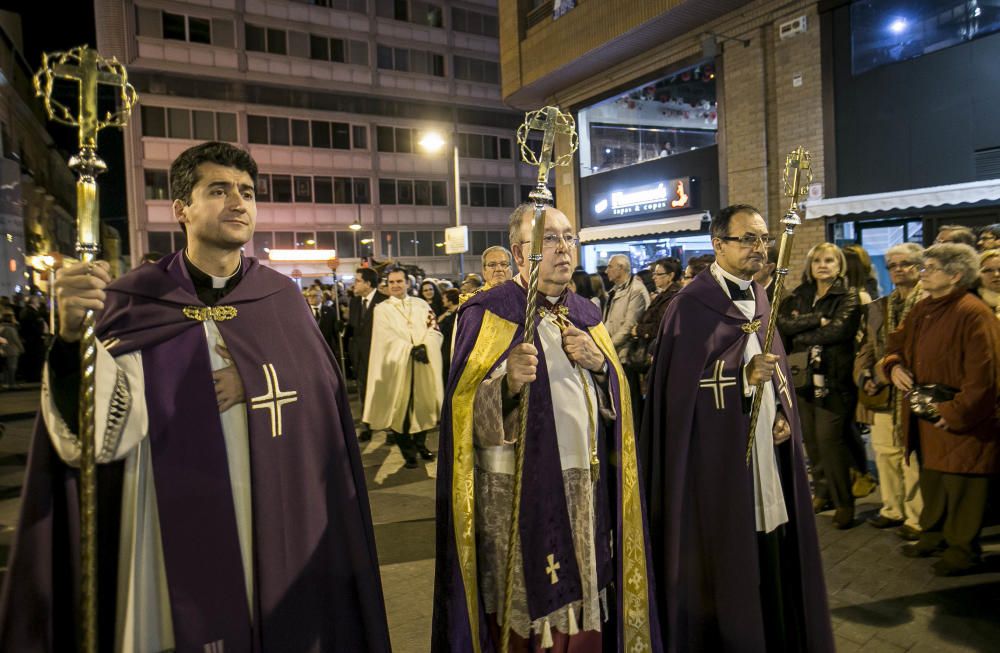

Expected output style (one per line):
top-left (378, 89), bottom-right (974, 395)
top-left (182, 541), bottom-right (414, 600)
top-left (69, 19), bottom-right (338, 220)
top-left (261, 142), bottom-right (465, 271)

top-left (777, 242), bottom-right (863, 529)
top-left (881, 243), bottom-right (1000, 576)
top-left (978, 248), bottom-right (1000, 318)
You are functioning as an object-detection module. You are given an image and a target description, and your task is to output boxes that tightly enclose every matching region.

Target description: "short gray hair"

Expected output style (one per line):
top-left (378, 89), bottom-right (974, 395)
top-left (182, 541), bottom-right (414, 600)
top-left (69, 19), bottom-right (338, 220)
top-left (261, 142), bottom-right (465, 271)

top-left (508, 203), bottom-right (534, 246)
top-left (608, 254), bottom-right (631, 271)
top-left (923, 243), bottom-right (980, 288)
top-left (481, 246), bottom-right (511, 267)
top-left (885, 242), bottom-right (923, 263)
top-left (937, 224), bottom-right (976, 247)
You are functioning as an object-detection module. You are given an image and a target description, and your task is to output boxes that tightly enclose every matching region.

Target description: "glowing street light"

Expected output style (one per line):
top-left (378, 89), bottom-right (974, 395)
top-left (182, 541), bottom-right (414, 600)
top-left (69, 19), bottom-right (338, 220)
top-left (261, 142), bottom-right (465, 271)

top-left (889, 18), bottom-right (908, 35)
top-left (418, 131), bottom-right (447, 153)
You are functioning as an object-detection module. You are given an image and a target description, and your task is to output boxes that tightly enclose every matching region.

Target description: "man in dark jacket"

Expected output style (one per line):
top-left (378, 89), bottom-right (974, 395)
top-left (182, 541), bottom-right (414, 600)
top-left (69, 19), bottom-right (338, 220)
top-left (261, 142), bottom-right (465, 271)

top-left (349, 267), bottom-right (387, 441)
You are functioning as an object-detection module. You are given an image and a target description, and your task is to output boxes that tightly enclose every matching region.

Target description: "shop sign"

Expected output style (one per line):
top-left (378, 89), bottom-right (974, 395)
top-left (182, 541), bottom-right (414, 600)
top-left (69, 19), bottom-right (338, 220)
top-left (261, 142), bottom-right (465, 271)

top-left (593, 178), bottom-right (691, 218)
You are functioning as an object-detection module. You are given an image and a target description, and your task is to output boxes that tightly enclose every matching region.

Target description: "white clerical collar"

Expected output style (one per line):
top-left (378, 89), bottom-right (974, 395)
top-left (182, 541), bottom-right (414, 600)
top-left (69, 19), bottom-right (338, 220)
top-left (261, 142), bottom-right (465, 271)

top-left (210, 262), bottom-right (240, 289)
top-left (712, 262), bottom-right (753, 291)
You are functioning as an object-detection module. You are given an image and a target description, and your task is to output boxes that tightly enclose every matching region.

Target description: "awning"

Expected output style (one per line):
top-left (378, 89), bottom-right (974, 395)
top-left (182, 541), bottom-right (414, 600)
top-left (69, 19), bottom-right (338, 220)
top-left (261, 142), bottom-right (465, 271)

top-left (803, 179), bottom-right (1000, 220)
top-left (579, 212), bottom-right (708, 243)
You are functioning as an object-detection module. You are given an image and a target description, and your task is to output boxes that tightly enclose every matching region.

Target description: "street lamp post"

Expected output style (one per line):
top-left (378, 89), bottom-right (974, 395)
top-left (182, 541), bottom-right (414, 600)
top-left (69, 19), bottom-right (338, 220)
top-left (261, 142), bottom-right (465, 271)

top-left (418, 131), bottom-right (464, 277)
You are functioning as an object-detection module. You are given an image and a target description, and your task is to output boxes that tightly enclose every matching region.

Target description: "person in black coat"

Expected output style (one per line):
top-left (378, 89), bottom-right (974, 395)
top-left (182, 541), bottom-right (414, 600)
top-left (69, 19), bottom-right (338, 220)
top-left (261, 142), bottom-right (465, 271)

top-left (348, 267), bottom-right (387, 441)
top-left (17, 296), bottom-right (47, 383)
top-left (778, 243), bottom-right (862, 529)
top-left (437, 288), bottom-right (460, 385)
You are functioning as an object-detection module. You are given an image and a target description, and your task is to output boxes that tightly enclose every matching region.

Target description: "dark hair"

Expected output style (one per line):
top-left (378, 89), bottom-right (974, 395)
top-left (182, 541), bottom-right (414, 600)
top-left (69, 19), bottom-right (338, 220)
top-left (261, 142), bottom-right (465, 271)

top-left (842, 244), bottom-right (873, 290)
top-left (443, 288), bottom-right (460, 305)
top-left (385, 266), bottom-right (407, 280)
top-left (572, 269), bottom-right (594, 299)
top-left (652, 257), bottom-right (681, 281)
top-left (355, 267), bottom-right (378, 287)
top-left (710, 204), bottom-right (760, 240)
top-left (420, 280), bottom-right (445, 314)
top-left (979, 223), bottom-right (1000, 240)
top-left (637, 269), bottom-right (655, 293)
top-left (170, 141), bottom-right (259, 204)
top-left (687, 254), bottom-right (715, 276)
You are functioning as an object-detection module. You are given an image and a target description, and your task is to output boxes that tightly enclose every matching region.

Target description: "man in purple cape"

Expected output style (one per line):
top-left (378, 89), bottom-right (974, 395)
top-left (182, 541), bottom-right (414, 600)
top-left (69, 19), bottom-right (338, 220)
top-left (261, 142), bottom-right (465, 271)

top-left (0, 142), bottom-right (390, 652)
top-left (640, 205), bottom-right (833, 652)
top-left (432, 205), bottom-right (660, 652)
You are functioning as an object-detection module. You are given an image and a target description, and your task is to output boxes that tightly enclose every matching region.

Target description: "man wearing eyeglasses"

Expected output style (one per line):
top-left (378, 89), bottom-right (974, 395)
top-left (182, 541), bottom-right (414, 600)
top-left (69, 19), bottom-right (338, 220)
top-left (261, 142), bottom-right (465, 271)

top-left (434, 203), bottom-right (660, 651)
top-left (854, 243), bottom-right (926, 540)
top-left (481, 245), bottom-right (514, 286)
top-left (640, 204), bottom-right (833, 652)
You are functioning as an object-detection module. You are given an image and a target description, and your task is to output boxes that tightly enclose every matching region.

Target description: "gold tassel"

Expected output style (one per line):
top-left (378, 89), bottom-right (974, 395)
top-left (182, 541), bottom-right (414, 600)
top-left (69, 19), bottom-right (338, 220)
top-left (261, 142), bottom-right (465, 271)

top-left (568, 605), bottom-right (579, 635)
top-left (541, 617), bottom-right (554, 649)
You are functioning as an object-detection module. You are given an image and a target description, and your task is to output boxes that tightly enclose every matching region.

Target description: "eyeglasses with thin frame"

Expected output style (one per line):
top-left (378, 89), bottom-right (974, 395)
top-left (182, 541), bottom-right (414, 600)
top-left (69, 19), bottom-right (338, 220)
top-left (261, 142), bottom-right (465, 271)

top-left (719, 234), bottom-right (775, 249)
top-left (919, 264), bottom-right (944, 274)
top-left (886, 261), bottom-right (918, 271)
top-left (520, 234), bottom-right (579, 249)
top-left (651, 271), bottom-right (670, 278)
top-left (485, 261), bottom-right (511, 270)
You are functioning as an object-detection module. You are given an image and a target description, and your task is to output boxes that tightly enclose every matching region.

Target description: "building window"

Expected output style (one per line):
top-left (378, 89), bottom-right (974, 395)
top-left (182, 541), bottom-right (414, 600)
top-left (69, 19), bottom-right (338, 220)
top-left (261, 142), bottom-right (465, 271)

top-left (576, 63), bottom-right (718, 178)
top-left (380, 178), bottom-right (447, 205)
top-left (291, 119), bottom-right (311, 146)
top-left (851, 1), bottom-right (1000, 75)
top-left (352, 125), bottom-right (368, 149)
top-left (312, 121), bottom-right (331, 148)
top-left (354, 178), bottom-right (371, 203)
top-left (314, 177), bottom-right (334, 203)
top-left (376, 0), bottom-right (442, 27)
top-left (376, 125), bottom-right (419, 153)
top-left (458, 133), bottom-right (511, 160)
top-left (271, 175), bottom-right (293, 202)
top-left (274, 231), bottom-right (295, 248)
top-left (294, 176), bottom-right (313, 202)
top-left (217, 112), bottom-right (238, 141)
top-left (462, 183), bottom-right (515, 208)
top-left (452, 7), bottom-right (498, 37)
top-left (167, 108), bottom-right (191, 139)
top-left (192, 110), bottom-right (214, 140)
top-left (144, 170), bottom-right (170, 200)
top-left (141, 106), bottom-right (166, 137)
top-left (332, 122), bottom-right (351, 149)
top-left (161, 12), bottom-right (218, 44)
top-left (162, 12), bottom-right (187, 41)
top-left (309, 35), bottom-right (368, 65)
top-left (248, 115), bottom-right (268, 144)
top-left (376, 45), bottom-right (444, 76)
top-left (148, 231), bottom-right (175, 255)
top-left (338, 231), bottom-right (358, 258)
top-left (246, 24), bottom-right (287, 54)
top-left (453, 55), bottom-right (499, 84)
top-left (268, 117), bottom-right (290, 146)
top-left (256, 174), bottom-right (271, 202)
top-left (290, 0), bottom-right (367, 12)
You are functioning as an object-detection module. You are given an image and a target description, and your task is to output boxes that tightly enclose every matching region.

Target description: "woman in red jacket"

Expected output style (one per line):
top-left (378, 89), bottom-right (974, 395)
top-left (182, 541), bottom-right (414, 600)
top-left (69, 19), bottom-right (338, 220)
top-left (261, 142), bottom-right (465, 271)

top-left (881, 243), bottom-right (1000, 576)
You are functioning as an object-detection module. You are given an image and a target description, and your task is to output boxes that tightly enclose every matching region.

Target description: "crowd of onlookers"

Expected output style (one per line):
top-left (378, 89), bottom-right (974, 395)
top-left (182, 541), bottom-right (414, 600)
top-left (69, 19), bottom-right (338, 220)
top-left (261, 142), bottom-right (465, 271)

top-left (316, 220), bottom-right (999, 576)
top-left (0, 293), bottom-right (50, 391)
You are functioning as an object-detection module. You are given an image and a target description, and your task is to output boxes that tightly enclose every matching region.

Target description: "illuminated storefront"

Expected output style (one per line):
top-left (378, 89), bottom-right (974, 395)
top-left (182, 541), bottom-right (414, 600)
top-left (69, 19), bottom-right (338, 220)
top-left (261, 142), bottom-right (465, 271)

top-left (575, 63), bottom-right (720, 272)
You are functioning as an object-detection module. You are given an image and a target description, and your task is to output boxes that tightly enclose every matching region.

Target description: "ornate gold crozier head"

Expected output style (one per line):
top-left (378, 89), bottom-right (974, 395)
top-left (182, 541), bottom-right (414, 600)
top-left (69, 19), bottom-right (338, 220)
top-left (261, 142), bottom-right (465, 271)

top-left (782, 145), bottom-right (813, 221)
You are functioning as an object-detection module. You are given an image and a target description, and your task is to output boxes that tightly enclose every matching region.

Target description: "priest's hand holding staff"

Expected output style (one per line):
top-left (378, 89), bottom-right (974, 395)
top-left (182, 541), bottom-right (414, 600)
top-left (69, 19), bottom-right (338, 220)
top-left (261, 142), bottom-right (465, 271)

top-left (745, 352), bottom-right (779, 386)
top-left (55, 260), bottom-right (111, 342)
top-left (506, 343), bottom-right (538, 395)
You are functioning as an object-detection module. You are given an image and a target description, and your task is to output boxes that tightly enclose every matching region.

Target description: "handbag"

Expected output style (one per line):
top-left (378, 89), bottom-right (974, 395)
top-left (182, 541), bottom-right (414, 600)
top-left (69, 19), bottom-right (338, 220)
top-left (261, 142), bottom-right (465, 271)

top-left (857, 382), bottom-right (891, 410)
top-left (906, 384), bottom-right (958, 423)
top-left (786, 351), bottom-right (810, 389)
top-left (622, 337), bottom-right (651, 374)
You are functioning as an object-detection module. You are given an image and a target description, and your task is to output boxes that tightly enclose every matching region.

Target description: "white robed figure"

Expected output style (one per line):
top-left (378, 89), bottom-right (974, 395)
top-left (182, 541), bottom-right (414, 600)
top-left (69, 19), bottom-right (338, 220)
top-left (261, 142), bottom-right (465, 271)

top-left (363, 268), bottom-right (444, 467)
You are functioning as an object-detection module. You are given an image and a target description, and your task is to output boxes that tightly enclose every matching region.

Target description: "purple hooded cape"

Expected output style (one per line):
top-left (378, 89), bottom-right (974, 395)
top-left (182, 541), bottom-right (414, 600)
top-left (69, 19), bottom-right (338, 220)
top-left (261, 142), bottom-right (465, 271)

top-left (639, 270), bottom-right (833, 652)
top-left (432, 280), bottom-right (661, 653)
top-left (0, 251), bottom-right (390, 653)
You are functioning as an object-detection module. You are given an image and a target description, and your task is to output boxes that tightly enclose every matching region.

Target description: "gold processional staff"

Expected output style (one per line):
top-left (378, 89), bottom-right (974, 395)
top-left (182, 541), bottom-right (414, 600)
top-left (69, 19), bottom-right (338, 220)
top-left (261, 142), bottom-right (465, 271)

top-left (745, 146), bottom-right (812, 464)
top-left (33, 45), bottom-right (137, 653)
top-left (500, 106), bottom-right (578, 652)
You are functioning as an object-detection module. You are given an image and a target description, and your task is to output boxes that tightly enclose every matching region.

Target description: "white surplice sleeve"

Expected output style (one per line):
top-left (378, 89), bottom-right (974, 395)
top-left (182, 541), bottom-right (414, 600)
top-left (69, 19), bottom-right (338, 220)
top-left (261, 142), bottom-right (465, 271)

top-left (41, 340), bottom-right (149, 465)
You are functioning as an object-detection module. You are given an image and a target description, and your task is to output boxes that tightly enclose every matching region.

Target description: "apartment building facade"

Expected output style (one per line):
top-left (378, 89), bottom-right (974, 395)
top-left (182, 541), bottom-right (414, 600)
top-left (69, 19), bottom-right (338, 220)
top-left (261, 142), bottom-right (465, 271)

top-left (96, 0), bottom-right (532, 280)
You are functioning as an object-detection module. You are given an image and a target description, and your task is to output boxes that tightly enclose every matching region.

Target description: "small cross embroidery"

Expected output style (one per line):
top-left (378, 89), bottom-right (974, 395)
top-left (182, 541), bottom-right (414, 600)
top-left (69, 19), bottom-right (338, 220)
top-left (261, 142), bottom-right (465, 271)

top-left (775, 363), bottom-right (793, 406)
top-left (250, 363), bottom-right (298, 437)
top-left (699, 360), bottom-right (737, 411)
top-left (545, 554), bottom-right (561, 585)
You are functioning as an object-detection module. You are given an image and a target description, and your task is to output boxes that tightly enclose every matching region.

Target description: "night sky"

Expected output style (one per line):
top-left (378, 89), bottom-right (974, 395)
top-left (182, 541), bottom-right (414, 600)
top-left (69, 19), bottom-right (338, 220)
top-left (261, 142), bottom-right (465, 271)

top-left (16, 2), bottom-right (130, 252)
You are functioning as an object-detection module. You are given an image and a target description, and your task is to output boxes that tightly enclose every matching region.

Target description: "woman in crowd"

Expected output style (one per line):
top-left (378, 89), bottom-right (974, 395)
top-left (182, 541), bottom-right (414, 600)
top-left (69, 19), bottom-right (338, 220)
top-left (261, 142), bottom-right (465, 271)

top-left (589, 273), bottom-right (607, 312)
top-left (882, 243), bottom-right (1000, 576)
top-left (843, 243), bottom-right (877, 303)
top-left (778, 242), bottom-right (863, 529)
top-left (630, 257), bottom-right (682, 369)
top-left (420, 279), bottom-right (446, 316)
top-left (571, 269), bottom-right (596, 305)
top-left (0, 309), bottom-right (23, 390)
top-left (978, 249), bottom-right (1000, 318)
top-left (681, 254), bottom-right (714, 286)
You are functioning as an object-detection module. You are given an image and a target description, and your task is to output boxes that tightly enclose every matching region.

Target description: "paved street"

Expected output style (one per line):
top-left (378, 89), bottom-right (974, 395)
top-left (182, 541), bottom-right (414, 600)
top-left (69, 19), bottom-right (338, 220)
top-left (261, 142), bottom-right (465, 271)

top-left (1, 388), bottom-right (998, 652)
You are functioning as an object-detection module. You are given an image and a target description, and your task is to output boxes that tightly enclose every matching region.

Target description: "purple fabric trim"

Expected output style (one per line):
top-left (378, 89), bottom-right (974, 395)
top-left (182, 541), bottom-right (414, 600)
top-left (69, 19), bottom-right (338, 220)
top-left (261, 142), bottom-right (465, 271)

top-left (144, 327), bottom-right (252, 652)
